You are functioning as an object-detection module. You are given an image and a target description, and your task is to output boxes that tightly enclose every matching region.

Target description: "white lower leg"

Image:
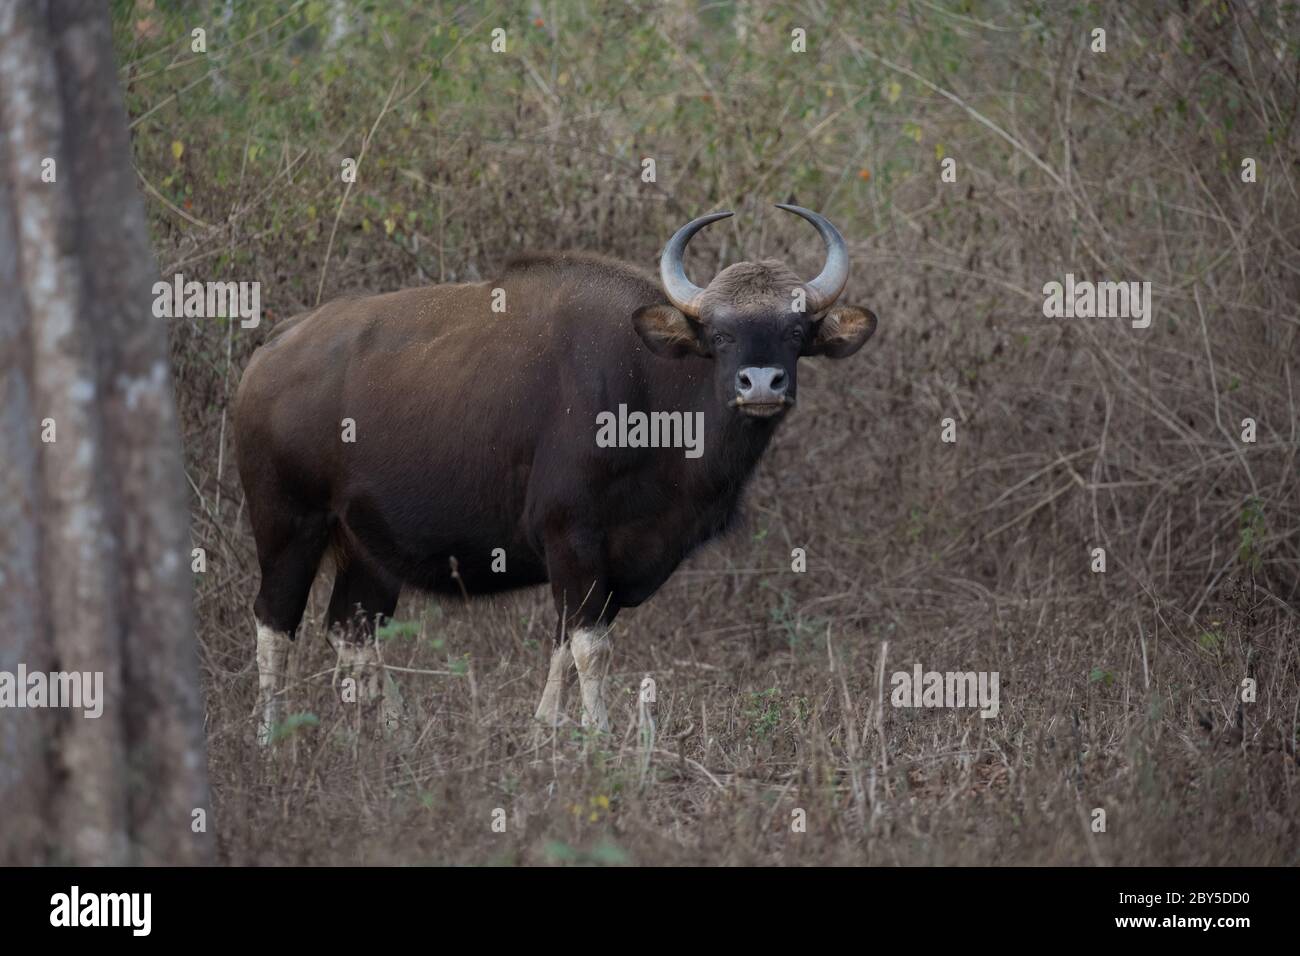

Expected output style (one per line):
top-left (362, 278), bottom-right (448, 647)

top-left (256, 623), bottom-right (292, 746)
top-left (534, 640), bottom-right (573, 726)
top-left (570, 626), bottom-right (612, 732)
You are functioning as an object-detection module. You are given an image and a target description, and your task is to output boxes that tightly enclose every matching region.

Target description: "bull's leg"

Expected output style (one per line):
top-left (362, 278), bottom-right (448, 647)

top-left (570, 625), bottom-right (613, 732)
top-left (255, 624), bottom-right (291, 746)
top-left (250, 510), bottom-right (331, 746)
top-left (533, 639), bottom-right (573, 726)
top-left (544, 529), bottom-right (618, 732)
top-left (327, 553), bottom-right (402, 733)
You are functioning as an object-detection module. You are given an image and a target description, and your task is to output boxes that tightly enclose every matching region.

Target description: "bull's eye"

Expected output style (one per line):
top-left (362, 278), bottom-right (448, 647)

top-left (789, 327), bottom-right (805, 342)
top-left (712, 332), bottom-right (732, 347)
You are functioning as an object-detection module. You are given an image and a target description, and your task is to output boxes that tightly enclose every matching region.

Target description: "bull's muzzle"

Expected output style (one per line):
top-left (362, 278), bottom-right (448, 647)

top-left (732, 366), bottom-right (792, 417)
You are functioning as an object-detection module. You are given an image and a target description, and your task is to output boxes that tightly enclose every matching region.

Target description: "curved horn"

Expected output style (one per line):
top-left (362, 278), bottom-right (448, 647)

top-left (775, 203), bottom-right (849, 312)
top-left (660, 211), bottom-right (733, 317)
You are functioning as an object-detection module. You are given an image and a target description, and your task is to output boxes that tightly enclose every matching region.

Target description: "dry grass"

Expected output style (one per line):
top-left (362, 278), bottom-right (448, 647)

top-left (199, 566), bottom-right (1298, 865)
top-left (117, 0), bottom-right (1300, 864)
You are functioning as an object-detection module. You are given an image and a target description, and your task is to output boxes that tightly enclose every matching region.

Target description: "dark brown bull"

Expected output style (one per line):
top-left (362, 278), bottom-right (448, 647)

top-left (235, 205), bottom-right (877, 741)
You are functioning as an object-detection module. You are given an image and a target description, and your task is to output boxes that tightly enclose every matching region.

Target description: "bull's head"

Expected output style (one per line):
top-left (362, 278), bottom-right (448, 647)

top-left (633, 205), bottom-right (878, 420)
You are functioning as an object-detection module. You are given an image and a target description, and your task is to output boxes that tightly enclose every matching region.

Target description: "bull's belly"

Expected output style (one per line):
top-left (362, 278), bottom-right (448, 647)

top-left (335, 490), bottom-right (546, 596)
top-left (331, 478), bottom-right (737, 609)
top-left (406, 553), bottom-right (549, 596)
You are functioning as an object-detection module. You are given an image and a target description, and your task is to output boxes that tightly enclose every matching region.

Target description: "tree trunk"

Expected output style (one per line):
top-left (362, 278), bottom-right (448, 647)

top-left (0, 0), bottom-right (212, 865)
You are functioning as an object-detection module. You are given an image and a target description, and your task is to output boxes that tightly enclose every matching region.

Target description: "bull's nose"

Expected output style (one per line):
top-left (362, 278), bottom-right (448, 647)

top-left (735, 366), bottom-right (788, 407)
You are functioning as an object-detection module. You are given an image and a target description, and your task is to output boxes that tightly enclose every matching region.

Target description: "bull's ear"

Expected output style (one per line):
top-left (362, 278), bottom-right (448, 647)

top-left (803, 305), bottom-right (878, 359)
top-left (632, 304), bottom-right (708, 358)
